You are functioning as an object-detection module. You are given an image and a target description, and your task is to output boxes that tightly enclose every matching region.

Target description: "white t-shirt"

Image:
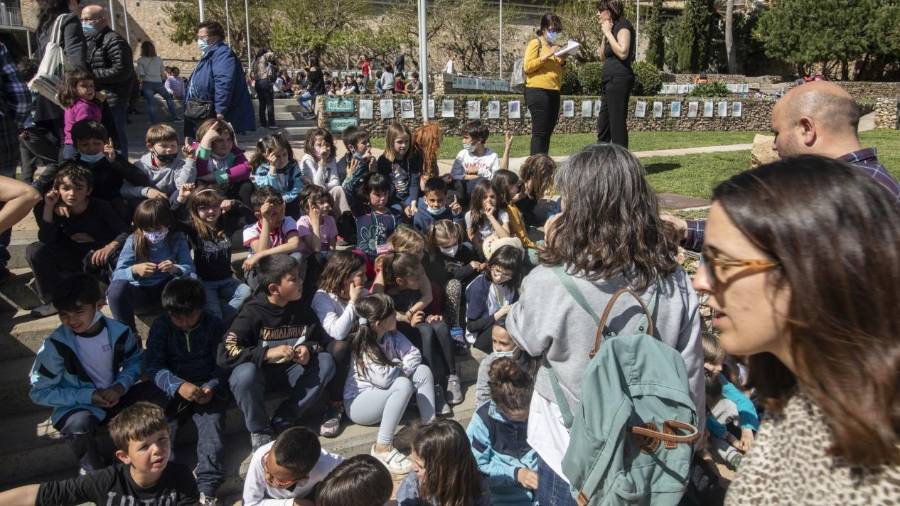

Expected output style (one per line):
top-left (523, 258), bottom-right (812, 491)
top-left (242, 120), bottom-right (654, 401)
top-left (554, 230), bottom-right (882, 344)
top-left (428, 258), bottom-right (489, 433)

top-left (465, 209), bottom-right (509, 241)
top-left (451, 148), bottom-right (500, 180)
top-left (243, 442), bottom-right (343, 505)
top-left (136, 56), bottom-right (164, 83)
top-left (242, 217), bottom-right (299, 255)
top-left (527, 392), bottom-right (571, 484)
top-left (76, 329), bottom-right (114, 389)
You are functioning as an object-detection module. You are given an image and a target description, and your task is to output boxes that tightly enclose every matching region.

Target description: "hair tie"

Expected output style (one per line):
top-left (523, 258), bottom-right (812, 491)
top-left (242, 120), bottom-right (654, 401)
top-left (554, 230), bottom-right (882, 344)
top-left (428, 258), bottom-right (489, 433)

top-left (358, 317), bottom-right (368, 325)
top-left (194, 188), bottom-right (218, 196)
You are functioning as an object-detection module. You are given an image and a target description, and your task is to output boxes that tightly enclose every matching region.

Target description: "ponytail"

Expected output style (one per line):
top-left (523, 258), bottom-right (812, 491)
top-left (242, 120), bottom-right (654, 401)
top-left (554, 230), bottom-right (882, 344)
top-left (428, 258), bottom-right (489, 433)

top-left (351, 294), bottom-right (396, 379)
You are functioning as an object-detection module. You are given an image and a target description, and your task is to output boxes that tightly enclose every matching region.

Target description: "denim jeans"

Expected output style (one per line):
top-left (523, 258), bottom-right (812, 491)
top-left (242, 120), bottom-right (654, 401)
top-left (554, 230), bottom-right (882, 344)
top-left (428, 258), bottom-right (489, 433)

top-left (142, 81), bottom-right (180, 124)
top-left (228, 352), bottom-right (336, 434)
top-left (203, 277), bottom-right (251, 322)
top-left (167, 396), bottom-right (226, 497)
top-left (298, 91), bottom-right (316, 113)
top-left (107, 279), bottom-right (169, 329)
top-left (536, 455), bottom-right (578, 506)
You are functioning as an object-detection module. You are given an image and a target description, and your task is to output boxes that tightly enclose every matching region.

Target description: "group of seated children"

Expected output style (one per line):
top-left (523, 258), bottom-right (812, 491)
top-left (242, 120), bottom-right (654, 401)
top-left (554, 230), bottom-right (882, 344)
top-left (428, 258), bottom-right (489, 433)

top-left (13, 115), bottom-right (564, 504)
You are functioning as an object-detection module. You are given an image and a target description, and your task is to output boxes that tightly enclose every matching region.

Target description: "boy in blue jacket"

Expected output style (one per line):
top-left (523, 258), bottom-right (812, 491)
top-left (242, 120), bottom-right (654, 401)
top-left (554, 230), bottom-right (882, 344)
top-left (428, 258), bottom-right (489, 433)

top-left (144, 277), bottom-right (227, 504)
top-left (466, 356), bottom-right (538, 505)
top-left (29, 275), bottom-right (163, 473)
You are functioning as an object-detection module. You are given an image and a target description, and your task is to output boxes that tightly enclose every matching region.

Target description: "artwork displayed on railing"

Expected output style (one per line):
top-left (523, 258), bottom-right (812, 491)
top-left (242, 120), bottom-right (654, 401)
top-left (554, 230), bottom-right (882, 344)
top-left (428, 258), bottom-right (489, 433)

top-left (717, 101), bottom-right (729, 117)
top-left (508, 100), bottom-right (521, 119)
top-left (467, 100), bottom-right (481, 119)
top-left (653, 101), bottom-right (664, 118)
top-left (581, 100), bottom-right (593, 118)
top-left (359, 99), bottom-right (373, 119)
top-left (703, 101), bottom-right (714, 117)
top-left (670, 101), bottom-right (682, 117)
top-left (688, 101), bottom-right (699, 118)
top-left (487, 101), bottom-right (501, 119)
top-left (732, 102), bottom-right (743, 117)
top-left (428, 99), bottom-right (436, 118)
top-left (400, 99), bottom-right (415, 119)
top-left (442, 99), bottom-right (455, 118)
top-left (563, 100), bottom-right (575, 118)
top-left (635, 101), bottom-right (647, 118)
top-left (380, 99), bottom-right (394, 119)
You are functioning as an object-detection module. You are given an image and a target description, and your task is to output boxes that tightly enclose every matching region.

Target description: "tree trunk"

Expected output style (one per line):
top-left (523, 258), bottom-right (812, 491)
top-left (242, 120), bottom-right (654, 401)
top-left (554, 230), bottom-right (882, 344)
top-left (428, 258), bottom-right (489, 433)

top-left (841, 59), bottom-right (849, 80)
top-left (725, 0), bottom-right (737, 73)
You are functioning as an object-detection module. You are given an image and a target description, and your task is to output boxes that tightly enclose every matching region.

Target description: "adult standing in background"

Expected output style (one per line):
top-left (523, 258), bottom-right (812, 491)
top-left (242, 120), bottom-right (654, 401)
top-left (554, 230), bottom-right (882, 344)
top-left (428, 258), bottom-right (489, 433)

top-left (394, 52), bottom-right (405, 76)
top-left (596, 0), bottom-right (635, 148)
top-left (299, 56), bottom-right (325, 119)
top-left (81, 5), bottom-right (134, 158)
top-left (252, 48), bottom-right (278, 129)
top-left (19, 0), bottom-right (86, 181)
top-left (523, 13), bottom-right (566, 155)
top-left (185, 21), bottom-right (254, 138)
top-left (136, 41), bottom-right (180, 124)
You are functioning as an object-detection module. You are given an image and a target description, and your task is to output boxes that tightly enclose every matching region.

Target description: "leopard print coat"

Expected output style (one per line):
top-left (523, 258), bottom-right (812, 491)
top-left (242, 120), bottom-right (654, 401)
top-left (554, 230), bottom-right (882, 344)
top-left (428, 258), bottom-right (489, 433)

top-left (726, 390), bottom-right (900, 505)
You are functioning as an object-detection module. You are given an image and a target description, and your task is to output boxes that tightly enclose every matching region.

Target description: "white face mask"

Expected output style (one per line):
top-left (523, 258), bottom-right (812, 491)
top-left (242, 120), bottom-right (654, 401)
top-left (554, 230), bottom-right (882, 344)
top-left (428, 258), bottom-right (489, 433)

top-left (439, 244), bottom-right (459, 257)
top-left (145, 227), bottom-right (169, 244)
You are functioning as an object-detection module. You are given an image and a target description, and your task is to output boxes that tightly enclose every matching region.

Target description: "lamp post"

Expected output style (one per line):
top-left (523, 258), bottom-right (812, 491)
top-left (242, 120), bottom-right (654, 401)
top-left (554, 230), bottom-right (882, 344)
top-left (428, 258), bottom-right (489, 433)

top-left (417, 0), bottom-right (428, 121)
top-left (499, 0), bottom-right (503, 79)
top-left (244, 0), bottom-right (251, 70)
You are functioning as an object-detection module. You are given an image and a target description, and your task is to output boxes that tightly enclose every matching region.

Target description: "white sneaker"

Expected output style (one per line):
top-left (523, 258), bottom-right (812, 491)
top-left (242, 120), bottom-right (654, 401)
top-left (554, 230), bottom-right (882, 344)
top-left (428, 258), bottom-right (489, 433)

top-left (371, 444), bottom-right (412, 475)
top-left (199, 493), bottom-right (218, 505)
top-left (31, 303), bottom-right (57, 318)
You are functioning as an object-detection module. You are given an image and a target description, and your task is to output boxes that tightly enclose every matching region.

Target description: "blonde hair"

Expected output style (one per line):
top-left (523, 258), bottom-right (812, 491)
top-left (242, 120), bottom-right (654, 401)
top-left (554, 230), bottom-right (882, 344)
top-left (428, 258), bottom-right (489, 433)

top-left (383, 122), bottom-right (413, 162)
top-left (388, 225), bottom-right (426, 256)
top-left (146, 123), bottom-right (178, 145)
top-left (427, 220), bottom-right (465, 251)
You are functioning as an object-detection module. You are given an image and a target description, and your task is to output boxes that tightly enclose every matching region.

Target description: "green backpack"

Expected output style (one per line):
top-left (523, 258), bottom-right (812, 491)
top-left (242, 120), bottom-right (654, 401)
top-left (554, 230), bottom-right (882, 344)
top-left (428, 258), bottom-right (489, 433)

top-left (547, 267), bottom-right (700, 506)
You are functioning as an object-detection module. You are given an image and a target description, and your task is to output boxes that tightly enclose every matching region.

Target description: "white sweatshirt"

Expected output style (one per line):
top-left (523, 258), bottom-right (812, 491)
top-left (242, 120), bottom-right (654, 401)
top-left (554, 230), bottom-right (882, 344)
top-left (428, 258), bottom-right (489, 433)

top-left (242, 442), bottom-right (343, 506)
top-left (311, 289), bottom-right (368, 341)
top-left (343, 330), bottom-right (422, 401)
top-left (299, 154), bottom-right (341, 189)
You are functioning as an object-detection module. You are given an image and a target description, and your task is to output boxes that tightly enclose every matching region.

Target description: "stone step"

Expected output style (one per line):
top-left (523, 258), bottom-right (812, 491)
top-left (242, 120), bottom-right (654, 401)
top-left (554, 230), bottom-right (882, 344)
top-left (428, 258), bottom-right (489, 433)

top-left (0, 351), bottom-right (484, 491)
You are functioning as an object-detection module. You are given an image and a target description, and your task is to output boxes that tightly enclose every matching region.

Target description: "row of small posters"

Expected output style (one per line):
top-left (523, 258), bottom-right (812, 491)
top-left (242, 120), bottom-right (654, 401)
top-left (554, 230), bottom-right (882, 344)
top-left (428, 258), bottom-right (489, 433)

top-left (635, 100), bottom-right (743, 118)
top-left (357, 98), bottom-right (743, 120)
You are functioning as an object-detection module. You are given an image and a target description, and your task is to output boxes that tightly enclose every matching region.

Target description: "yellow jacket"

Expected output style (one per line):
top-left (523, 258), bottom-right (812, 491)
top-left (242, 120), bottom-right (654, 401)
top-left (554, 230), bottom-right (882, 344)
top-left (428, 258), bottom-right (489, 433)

top-left (507, 204), bottom-right (538, 250)
top-left (523, 38), bottom-right (563, 91)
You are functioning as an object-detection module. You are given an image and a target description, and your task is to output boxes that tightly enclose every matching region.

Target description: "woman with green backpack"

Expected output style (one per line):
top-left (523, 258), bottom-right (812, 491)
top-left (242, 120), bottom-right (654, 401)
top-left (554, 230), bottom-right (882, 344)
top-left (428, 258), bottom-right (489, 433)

top-left (507, 143), bottom-right (705, 505)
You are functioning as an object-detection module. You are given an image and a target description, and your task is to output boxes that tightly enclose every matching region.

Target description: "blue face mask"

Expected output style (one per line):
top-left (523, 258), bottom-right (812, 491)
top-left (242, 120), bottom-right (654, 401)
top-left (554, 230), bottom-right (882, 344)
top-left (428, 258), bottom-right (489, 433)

top-left (546, 30), bottom-right (558, 44)
top-left (462, 142), bottom-right (475, 154)
top-left (426, 206), bottom-right (446, 216)
top-left (197, 38), bottom-right (210, 53)
top-left (81, 22), bottom-right (97, 35)
top-left (79, 152), bottom-right (104, 164)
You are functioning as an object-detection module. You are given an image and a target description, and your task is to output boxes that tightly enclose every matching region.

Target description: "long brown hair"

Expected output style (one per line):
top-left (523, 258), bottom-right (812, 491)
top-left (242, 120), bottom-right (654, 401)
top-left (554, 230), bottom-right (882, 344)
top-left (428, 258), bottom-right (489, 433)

top-left (467, 178), bottom-right (506, 233)
top-left (351, 294), bottom-right (395, 379)
top-left (541, 143), bottom-right (677, 291)
top-left (413, 419), bottom-right (482, 506)
top-left (187, 188), bottom-right (224, 242)
top-left (713, 155), bottom-right (900, 467)
top-left (59, 69), bottom-right (95, 108)
top-left (383, 122), bottom-right (413, 162)
top-left (519, 153), bottom-right (556, 200)
top-left (132, 199), bottom-right (176, 262)
top-left (317, 250), bottom-right (365, 296)
top-left (414, 123), bottom-right (442, 181)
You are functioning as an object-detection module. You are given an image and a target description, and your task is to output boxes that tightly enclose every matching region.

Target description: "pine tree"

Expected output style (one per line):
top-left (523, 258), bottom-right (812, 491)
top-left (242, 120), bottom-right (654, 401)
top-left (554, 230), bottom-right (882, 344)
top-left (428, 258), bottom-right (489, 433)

top-left (644, 0), bottom-right (665, 69)
top-left (674, 0), bottom-right (715, 72)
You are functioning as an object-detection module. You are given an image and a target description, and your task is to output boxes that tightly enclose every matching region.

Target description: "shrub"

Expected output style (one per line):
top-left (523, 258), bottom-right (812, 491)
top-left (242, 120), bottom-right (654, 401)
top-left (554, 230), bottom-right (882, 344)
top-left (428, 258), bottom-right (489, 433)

top-left (633, 61), bottom-right (663, 96)
top-left (560, 62), bottom-right (582, 95)
top-left (687, 82), bottom-right (731, 97)
top-left (577, 62), bottom-right (604, 95)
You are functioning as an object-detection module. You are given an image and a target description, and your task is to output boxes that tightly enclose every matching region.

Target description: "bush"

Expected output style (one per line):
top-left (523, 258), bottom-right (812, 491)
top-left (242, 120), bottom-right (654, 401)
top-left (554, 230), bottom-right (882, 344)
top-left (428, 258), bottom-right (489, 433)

top-left (577, 62), bottom-right (604, 95)
top-left (560, 62), bottom-right (582, 95)
top-left (687, 82), bottom-right (731, 97)
top-left (633, 61), bottom-right (663, 96)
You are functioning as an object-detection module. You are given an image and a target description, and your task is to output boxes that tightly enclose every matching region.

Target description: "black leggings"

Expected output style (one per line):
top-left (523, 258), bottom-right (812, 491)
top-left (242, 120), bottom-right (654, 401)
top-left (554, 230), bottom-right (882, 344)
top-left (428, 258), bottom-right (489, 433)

top-left (597, 73), bottom-right (635, 148)
top-left (325, 339), bottom-right (350, 403)
top-left (524, 87), bottom-right (561, 155)
top-left (399, 320), bottom-right (456, 388)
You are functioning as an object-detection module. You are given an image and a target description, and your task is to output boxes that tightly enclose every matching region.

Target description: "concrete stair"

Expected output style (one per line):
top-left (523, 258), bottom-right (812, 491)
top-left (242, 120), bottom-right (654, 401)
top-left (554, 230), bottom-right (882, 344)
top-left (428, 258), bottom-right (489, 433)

top-left (0, 265), bottom-right (485, 501)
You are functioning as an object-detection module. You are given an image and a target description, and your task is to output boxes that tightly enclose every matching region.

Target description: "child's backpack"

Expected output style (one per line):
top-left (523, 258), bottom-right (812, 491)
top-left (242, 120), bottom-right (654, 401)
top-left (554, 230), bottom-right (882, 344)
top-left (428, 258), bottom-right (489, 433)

top-left (548, 266), bottom-right (700, 506)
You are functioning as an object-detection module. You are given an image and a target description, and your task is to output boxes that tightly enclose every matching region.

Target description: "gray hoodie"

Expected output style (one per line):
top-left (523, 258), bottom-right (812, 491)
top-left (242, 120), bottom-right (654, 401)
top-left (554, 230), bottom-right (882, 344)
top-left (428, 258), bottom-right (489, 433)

top-left (507, 264), bottom-right (705, 420)
top-left (121, 153), bottom-right (195, 208)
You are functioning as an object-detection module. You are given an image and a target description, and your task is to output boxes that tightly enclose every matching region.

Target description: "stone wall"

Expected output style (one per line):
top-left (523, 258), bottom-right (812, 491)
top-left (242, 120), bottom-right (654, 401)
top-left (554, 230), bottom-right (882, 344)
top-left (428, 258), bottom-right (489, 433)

top-left (320, 95), bottom-right (775, 137)
top-left (874, 97), bottom-right (899, 130)
top-left (663, 73), bottom-right (784, 85)
top-left (834, 82), bottom-right (900, 100)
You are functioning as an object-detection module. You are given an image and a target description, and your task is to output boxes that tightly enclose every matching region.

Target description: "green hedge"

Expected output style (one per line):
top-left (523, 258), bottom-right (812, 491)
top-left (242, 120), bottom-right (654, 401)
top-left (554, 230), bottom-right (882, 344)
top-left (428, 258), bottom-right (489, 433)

top-left (687, 82), bottom-right (731, 97)
top-left (578, 62), bottom-right (605, 95)
top-left (633, 62), bottom-right (663, 96)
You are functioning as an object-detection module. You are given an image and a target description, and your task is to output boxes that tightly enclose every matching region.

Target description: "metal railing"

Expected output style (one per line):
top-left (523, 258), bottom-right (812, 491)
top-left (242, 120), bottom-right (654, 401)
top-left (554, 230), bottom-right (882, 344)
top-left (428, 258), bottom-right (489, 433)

top-left (0, 4), bottom-right (23, 28)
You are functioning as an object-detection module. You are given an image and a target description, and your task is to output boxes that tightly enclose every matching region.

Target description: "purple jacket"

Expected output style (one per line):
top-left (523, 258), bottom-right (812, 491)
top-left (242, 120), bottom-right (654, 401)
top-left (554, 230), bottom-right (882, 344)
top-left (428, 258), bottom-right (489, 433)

top-left (192, 142), bottom-right (251, 183)
top-left (63, 98), bottom-right (102, 145)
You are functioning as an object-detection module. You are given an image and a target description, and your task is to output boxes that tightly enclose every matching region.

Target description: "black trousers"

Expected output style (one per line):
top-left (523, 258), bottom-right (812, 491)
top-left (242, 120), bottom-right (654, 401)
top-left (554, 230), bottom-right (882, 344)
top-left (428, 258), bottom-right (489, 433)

top-left (597, 73), bottom-right (635, 148)
top-left (524, 87), bottom-right (560, 155)
top-left (255, 79), bottom-right (276, 127)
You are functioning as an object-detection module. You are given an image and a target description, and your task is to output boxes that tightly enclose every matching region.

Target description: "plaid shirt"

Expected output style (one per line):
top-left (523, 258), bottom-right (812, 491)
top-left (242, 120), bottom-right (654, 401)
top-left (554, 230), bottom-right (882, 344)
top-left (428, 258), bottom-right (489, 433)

top-left (0, 42), bottom-right (30, 128)
top-left (683, 148), bottom-right (898, 252)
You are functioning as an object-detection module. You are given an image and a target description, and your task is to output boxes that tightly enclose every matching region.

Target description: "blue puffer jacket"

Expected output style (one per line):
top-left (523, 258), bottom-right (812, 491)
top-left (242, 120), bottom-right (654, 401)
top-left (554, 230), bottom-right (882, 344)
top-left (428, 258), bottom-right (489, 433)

top-left (29, 316), bottom-right (144, 425)
top-left (467, 401), bottom-right (539, 506)
top-left (111, 231), bottom-right (195, 287)
top-left (187, 41), bottom-right (255, 133)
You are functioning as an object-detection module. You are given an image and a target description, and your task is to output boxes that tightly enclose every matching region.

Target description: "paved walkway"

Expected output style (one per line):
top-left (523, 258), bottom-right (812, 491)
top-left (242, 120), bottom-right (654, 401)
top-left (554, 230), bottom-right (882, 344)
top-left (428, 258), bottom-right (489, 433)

top-left (499, 143), bottom-right (754, 172)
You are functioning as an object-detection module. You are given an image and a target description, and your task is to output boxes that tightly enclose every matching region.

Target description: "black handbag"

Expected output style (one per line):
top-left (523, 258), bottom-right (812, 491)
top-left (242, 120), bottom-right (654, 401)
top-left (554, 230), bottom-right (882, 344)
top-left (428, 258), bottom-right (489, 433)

top-left (184, 98), bottom-right (215, 122)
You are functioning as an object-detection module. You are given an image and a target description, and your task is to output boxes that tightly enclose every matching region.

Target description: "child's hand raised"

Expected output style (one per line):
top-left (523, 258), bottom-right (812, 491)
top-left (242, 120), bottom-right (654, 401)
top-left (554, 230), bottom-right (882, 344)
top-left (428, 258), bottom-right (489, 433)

top-left (347, 157), bottom-right (359, 178)
top-left (43, 189), bottom-right (59, 207)
top-left (177, 183), bottom-right (195, 203)
top-left (132, 262), bottom-right (157, 277)
top-left (260, 200), bottom-right (274, 217)
top-left (504, 131), bottom-right (514, 147)
top-left (103, 139), bottom-right (116, 162)
top-left (181, 137), bottom-right (196, 159)
top-left (404, 202), bottom-right (417, 218)
top-left (449, 194), bottom-right (462, 215)
top-left (220, 199), bottom-right (235, 212)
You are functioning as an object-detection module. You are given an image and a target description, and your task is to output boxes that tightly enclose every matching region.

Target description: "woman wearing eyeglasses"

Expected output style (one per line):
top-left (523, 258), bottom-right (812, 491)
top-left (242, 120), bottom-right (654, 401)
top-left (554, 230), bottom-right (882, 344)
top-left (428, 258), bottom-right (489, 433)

top-left (693, 155), bottom-right (900, 504)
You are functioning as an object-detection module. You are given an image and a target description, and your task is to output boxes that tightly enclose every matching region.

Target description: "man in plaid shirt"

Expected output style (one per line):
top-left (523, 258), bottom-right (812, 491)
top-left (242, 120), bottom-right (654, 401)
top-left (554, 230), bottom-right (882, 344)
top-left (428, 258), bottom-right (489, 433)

top-left (670, 80), bottom-right (898, 252)
top-left (0, 40), bottom-right (32, 280)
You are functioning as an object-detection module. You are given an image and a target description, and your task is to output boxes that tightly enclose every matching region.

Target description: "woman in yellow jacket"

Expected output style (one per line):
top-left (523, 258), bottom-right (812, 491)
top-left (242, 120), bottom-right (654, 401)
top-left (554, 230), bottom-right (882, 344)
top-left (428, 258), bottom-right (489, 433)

top-left (523, 13), bottom-right (568, 155)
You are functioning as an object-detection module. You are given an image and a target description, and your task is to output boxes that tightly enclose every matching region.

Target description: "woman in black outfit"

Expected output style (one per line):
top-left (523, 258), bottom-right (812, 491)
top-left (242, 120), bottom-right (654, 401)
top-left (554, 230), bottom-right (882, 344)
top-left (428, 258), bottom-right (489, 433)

top-left (596, 0), bottom-right (635, 148)
top-left (252, 48), bottom-right (278, 128)
top-left (19, 0), bottom-right (87, 182)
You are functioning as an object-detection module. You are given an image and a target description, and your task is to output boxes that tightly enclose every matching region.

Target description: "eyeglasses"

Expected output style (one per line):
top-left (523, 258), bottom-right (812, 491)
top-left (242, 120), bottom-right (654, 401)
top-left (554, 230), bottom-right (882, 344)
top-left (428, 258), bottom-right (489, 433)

top-left (700, 247), bottom-right (779, 291)
top-left (262, 451), bottom-right (305, 488)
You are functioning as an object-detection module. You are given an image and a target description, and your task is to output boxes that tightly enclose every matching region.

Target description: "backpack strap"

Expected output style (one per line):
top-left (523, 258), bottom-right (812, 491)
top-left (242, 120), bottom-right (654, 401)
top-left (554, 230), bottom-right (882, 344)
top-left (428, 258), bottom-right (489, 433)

top-left (543, 356), bottom-right (575, 430)
top-left (51, 14), bottom-right (67, 46)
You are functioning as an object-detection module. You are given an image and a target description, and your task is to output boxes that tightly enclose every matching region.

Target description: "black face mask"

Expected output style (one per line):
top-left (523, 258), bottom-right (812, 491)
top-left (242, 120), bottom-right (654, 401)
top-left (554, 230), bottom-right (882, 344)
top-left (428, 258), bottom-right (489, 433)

top-left (155, 151), bottom-right (178, 165)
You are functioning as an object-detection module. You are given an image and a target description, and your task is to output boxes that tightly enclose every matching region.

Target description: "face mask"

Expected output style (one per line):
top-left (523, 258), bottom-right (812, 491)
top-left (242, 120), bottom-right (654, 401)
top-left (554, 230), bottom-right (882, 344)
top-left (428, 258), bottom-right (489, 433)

top-left (426, 206), bottom-right (446, 216)
top-left (546, 30), bottom-right (559, 44)
top-left (462, 142), bottom-right (474, 153)
top-left (353, 152), bottom-right (366, 160)
top-left (81, 22), bottom-right (97, 35)
top-left (155, 150), bottom-right (178, 165)
top-left (89, 309), bottom-right (103, 327)
top-left (197, 38), bottom-right (210, 53)
top-left (79, 152), bottom-right (104, 164)
top-left (144, 227), bottom-right (168, 244)
top-left (439, 245), bottom-right (459, 257)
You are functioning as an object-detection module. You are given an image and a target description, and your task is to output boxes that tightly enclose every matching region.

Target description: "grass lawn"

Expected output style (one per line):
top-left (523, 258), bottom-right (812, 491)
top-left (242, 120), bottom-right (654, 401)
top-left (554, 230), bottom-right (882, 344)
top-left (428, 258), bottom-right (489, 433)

top-left (373, 130), bottom-right (766, 159)
top-left (641, 129), bottom-right (900, 199)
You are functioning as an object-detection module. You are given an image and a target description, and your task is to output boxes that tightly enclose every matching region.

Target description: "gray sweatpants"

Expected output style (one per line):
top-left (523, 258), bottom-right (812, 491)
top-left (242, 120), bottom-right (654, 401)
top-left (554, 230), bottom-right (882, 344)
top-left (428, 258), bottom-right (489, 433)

top-left (345, 365), bottom-right (435, 445)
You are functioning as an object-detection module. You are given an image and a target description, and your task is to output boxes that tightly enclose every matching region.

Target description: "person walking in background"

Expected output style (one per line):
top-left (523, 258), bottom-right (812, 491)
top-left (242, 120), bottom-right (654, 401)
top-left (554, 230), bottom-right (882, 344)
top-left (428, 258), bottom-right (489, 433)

top-left (596, 0), bottom-right (636, 147)
top-left (81, 5), bottom-right (134, 159)
top-left (523, 13), bottom-right (567, 155)
top-left (136, 41), bottom-right (180, 124)
top-left (164, 66), bottom-right (185, 101)
top-left (252, 48), bottom-right (278, 129)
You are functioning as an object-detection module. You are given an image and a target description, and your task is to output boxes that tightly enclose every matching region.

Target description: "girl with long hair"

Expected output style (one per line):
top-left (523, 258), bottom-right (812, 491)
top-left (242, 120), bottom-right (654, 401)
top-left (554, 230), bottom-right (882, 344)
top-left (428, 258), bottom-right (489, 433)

top-left (694, 156), bottom-right (900, 503)
top-left (424, 219), bottom-right (482, 328)
top-left (250, 131), bottom-right (304, 218)
top-left (192, 118), bottom-right (253, 203)
top-left (375, 122), bottom-right (423, 218)
top-left (299, 127), bottom-right (351, 215)
top-left (398, 419), bottom-right (491, 506)
top-left (466, 244), bottom-right (524, 354)
top-left (413, 122), bottom-right (443, 187)
top-left (59, 69), bottom-right (103, 160)
top-left (107, 199), bottom-right (194, 329)
top-left (344, 294), bottom-right (435, 475)
top-left (465, 178), bottom-right (510, 259)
